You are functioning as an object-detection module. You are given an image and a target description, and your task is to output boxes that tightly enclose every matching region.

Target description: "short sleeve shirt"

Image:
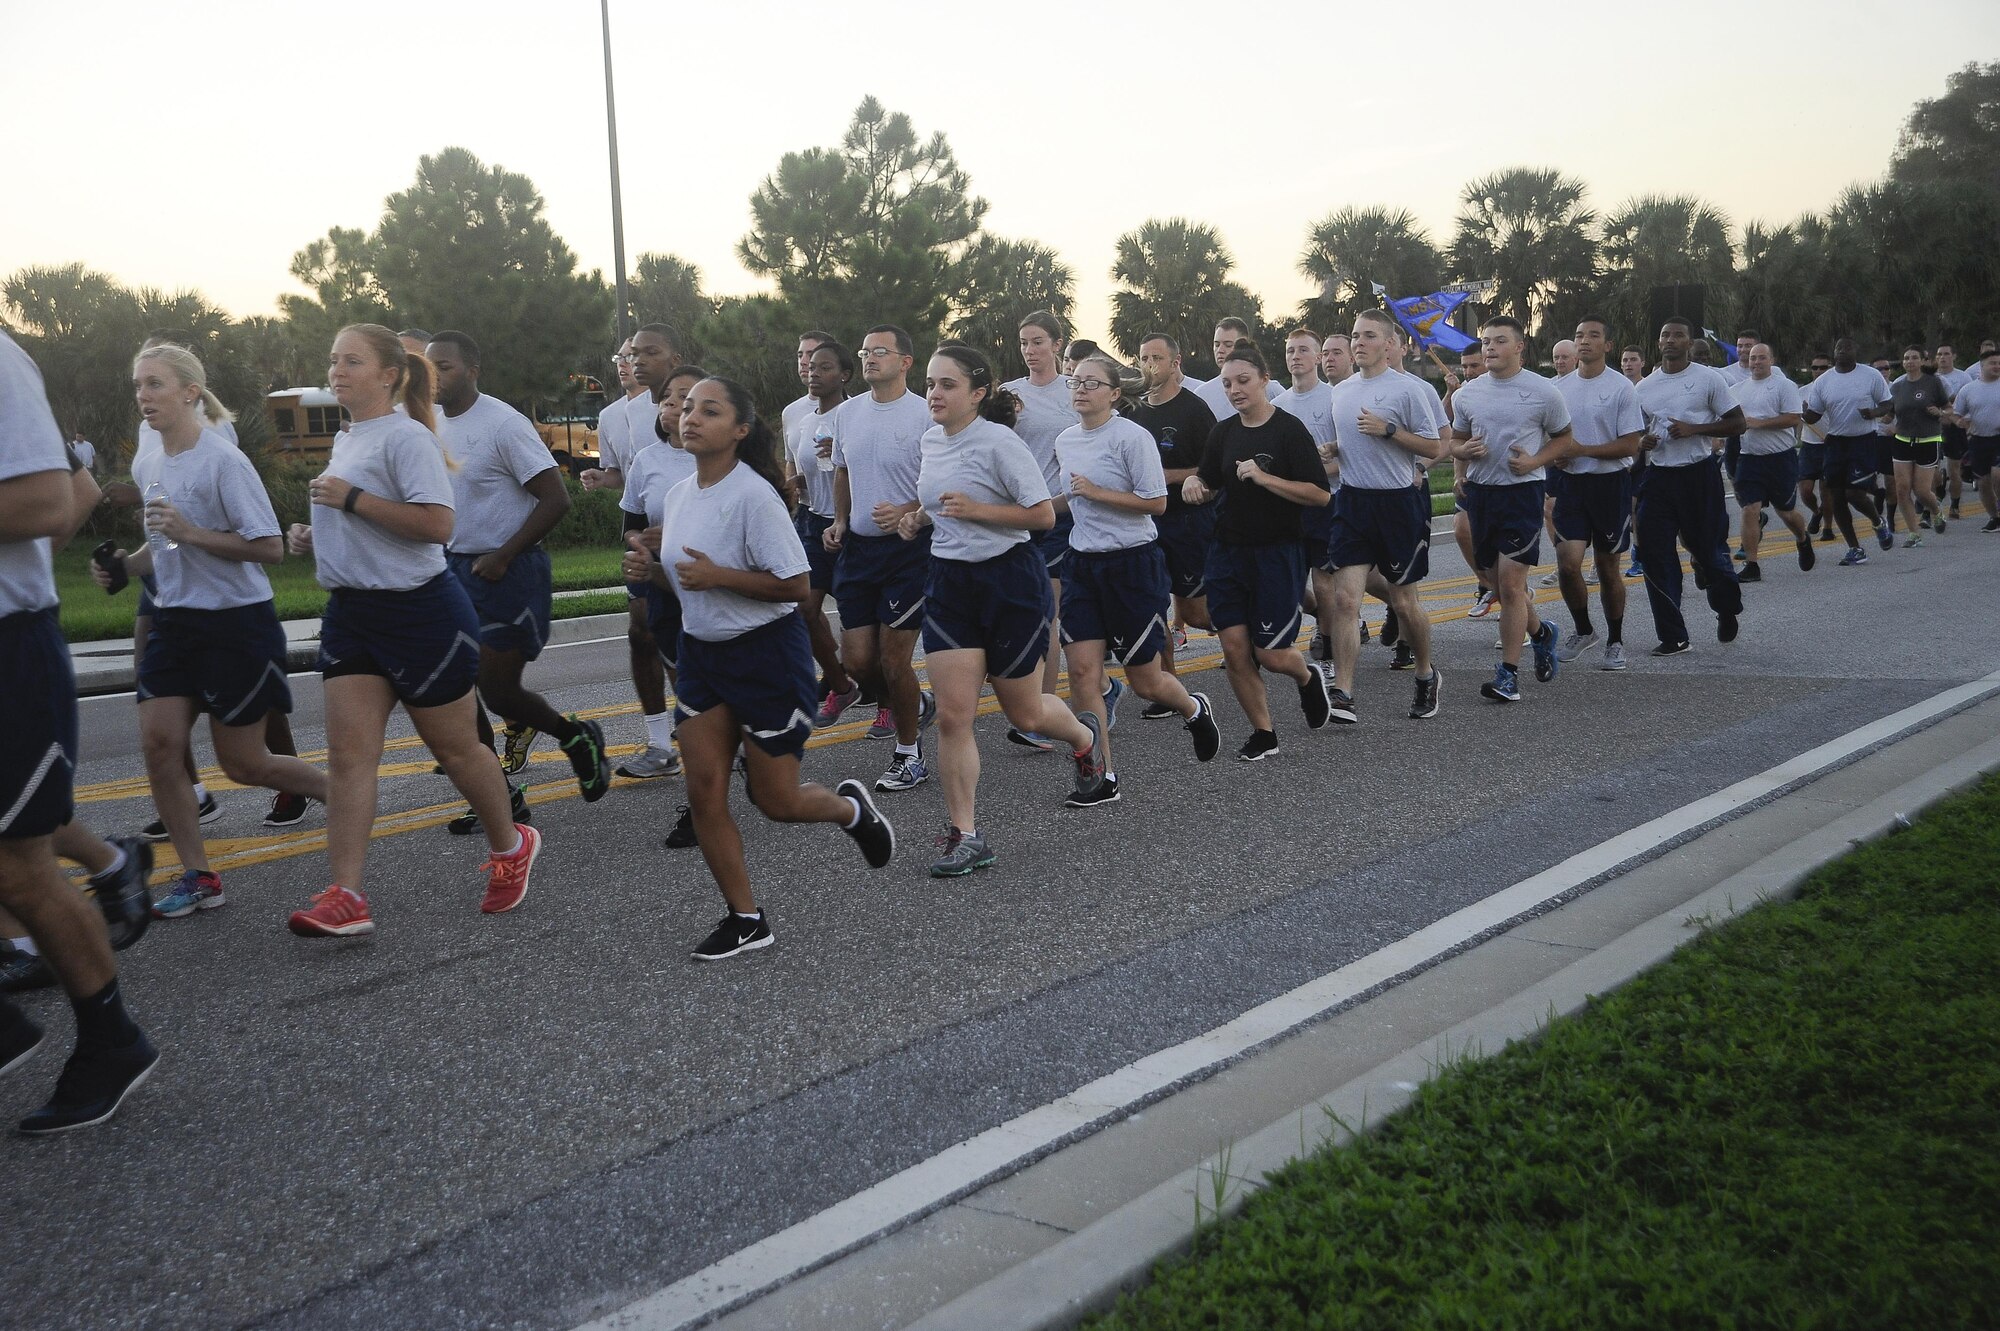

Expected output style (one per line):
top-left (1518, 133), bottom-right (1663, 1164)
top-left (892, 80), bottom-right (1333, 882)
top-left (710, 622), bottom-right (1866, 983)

top-left (657, 462), bottom-right (810, 641)
top-left (132, 429), bottom-right (281, 608)
top-left (1001, 375), bottom-right (1080, 494)
top-left (1329, 371), bottom-right (1440, 491)
top-left (437, 394), bottom-right (556, 554)
top-left (1801, 365), bottom-right (1891, 437)
top-left (1195, 409), bottom-right (1328, 545)
top-left (1553, 369), bottom-right (1645, 473)
top-left (832, 390), bottom-right (931, 536)
top-left (620, 441), bottom-right (700, 528)
top-left (1450, 369), bottom-right (1573, 485)
top-left (310, 414), bottom-right (456, 591)
top-left (1272, 381), bottom-right (1337, 446)
top-left (0, 332), bottom-right (67, 615)
top-left (1952, 376), bottom-right (2000, 436)
top-left (918, 417), bottom-right (1050, 562)
top-left (1729, 373), bottom-right (1806, 456)
top-left (1635, 364), bottom-right (1740, 468)
top-left (1130, 387), bottom-right (1217, 518)
top-left (787, 404), bottom-right (839, 518)
top-left (1889, 373), bottom-right (1949, 439)
top-left (1055, 416), bottom-right (1167, 553)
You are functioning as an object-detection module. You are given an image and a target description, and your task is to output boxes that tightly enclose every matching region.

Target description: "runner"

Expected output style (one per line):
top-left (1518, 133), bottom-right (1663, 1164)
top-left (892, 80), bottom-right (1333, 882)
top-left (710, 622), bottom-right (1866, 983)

top-left (791, 341), bottom-right (861, 727)
top-left (608, 324), bottom-right (685, 778)
top-left (1322, 310), bottom-right (1444, 722)
top-left (584, 336), bottom-right (644, 496)
top-left (1886, 345), bottom-right (1950, 545)
top-left (1799, 352), bottom-right (1834, 537)
top-left (1550, 315), bottom-right (1645, 670)
top-left (1130, 333), bottom-right (1219, 720)
top-left (1633, 317), bottom-right (1749, 653)
top-left (1801, 338), bottom-right (1892, 566)
top-left (1935, 344), bottom-right (1971, 521)
top-left (93, 344), bottom-right (329, 919)
top-left (1728, 342), bottom-right (1817, 582)
top-left (827, 325), bottom-right (937, 790)
top-left (0, 329), bottom-right (158, 1135)
top-left (1871, 355), bottom-right (1900, 530)
top-left (1181, 343), bottom-right (1334, 758)
top-left (1271, 328), bottom-right (1341, 663)
top-left (1537, 339), bottom-right (1580, 587)
top-left (1054, 352), bottom-right (1222, 799)
top-left (283, 324), bottom-right (539, 938)
top-left (1001, 312), bottom-right (1082, 749)
top-left (428, 331), bottom-right (610, 832)
top-left (900, 345), bottom-right (1105, 875)
top-left (1950, 345), bottom-right (2000, 531)
top-left (620, 377), bottom-right (893, 959)
top-left (781, 330), bottom-right (834, 448)
top-left (1448, 316), bottom-right (1569, 701)
top-left (1443, 345), bottom-right (1497, 617)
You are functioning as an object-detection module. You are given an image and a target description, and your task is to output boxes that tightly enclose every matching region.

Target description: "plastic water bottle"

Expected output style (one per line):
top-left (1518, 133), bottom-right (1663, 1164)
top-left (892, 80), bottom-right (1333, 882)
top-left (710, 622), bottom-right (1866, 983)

top-left (144, 481), bottom-right (178, 553)
top-left (813, 418), bottom-right (836, 472)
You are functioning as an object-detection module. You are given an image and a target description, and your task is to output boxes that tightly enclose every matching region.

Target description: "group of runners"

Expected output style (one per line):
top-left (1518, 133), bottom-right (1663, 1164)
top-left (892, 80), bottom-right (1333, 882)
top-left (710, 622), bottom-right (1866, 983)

top-left (3, 302), bottom-right (1997, 1135)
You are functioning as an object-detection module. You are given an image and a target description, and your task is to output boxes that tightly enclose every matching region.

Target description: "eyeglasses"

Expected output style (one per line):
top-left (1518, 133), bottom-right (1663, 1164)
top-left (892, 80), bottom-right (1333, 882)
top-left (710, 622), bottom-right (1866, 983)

top-left (856, 347), bottom-right (902, 361)
top-left (610, 354), bottom-right (635, 365)
top-left (1065, 376), bottom-right (1117, 393)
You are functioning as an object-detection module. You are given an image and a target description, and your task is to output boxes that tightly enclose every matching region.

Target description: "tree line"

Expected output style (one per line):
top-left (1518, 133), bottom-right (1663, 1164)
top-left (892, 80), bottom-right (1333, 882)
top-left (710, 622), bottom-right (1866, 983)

top-left (7, 68), bottom-right (1996, 469)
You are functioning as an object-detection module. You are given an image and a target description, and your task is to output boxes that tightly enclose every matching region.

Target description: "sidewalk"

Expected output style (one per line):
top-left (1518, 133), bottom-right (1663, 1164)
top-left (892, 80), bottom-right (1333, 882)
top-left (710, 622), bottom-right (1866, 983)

top-left (586, 680), bottom-right (2000, 1331)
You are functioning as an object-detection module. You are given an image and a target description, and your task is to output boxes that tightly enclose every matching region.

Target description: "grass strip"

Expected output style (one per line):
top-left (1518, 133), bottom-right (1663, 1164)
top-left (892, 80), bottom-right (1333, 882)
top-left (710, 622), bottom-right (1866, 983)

top-left (1086, 774), bottom-right (2000, 1330)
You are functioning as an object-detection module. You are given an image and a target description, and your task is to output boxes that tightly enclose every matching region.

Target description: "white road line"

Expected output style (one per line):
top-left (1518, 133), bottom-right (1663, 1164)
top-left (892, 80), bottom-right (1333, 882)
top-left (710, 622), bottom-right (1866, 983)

top-left (573, 666), bottom-right (2000, 1331)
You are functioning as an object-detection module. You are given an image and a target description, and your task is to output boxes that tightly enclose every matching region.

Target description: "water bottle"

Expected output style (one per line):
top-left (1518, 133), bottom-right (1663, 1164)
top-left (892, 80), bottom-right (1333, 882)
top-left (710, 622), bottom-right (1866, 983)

top-left (144, 481), bottom-right (178, 553)
top-left (813, 418), bottom-right (836, 472)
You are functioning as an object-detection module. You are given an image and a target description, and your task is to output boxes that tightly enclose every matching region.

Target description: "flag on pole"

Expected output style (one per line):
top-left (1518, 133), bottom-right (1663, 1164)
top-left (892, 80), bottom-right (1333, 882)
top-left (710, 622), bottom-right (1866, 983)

top-left (1379, 288), bottom-right (1479, 353)
top-left (1703, 327), bottom-right (1740, 365)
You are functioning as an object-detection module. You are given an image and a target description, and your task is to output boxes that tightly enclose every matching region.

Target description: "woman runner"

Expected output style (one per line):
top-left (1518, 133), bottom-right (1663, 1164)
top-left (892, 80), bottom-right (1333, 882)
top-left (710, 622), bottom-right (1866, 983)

top-left (1887, 345), bottom-right (1950, 544)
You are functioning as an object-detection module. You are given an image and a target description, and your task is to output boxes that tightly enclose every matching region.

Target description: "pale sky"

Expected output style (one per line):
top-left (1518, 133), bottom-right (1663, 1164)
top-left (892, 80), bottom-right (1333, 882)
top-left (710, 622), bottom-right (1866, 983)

top-left (5, 1), bottom-right (1996, 346)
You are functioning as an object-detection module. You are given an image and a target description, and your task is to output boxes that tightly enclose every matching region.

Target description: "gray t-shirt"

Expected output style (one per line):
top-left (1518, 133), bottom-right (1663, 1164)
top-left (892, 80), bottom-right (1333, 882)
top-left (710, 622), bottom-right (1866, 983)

top-left (1554, 368), bottom-right (1645, 474)
top-left (132, 429), bottom-right (281, 609)
top-left (1055, 416), bottom-right (1167, 553)
top-left (1730, 373), bottom-right (1806, 456)
top-left (1272, 380), bottom-right (1337, 445)
top-left (1450, 368), bottom-right (1572, 486)
top-left (1801, 365), bottom-right (1891, 437)
top-left (787, 403), bottom-right (839, 518)
top-left (918, 416), bottom-right (1051, 562)
top-left (832, 389), bottom-right (930, 535)
top-left (596, 391), bottom-right (648, 477)
top-left (1888, 373), bottom-right (1949, 439)
top-left (1002, 375), bottom-right (1081, 493)
top-left (619, 440), bottom-right (699, 527)
top-left (135, 415), bottom-right (239, 471)
top-left (1330, 370), bottom-right (1440, 491)
top-left (0, 332), bottom-right (66, 616)
top-left (1718, 361), bottom-right (1751, 387)
top-left (1635, 364), bottom-right (1739, 468)
top-left (1194, 375), bottom-right (1283, 421)
top-left (780, 393), bottom-right (815, 444)
top-left (657, 462), bottom-right (809, 642)
top-left (1953, 376), bottom-right (2000, 436)
top-left (311, 414), bottom-right (455, 591)
top-left (438, 394), bottom-right (556, 554)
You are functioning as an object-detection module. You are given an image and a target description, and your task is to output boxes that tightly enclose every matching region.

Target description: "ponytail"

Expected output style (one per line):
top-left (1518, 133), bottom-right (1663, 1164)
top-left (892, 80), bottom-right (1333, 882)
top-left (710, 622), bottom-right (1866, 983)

top-left (198, 386), bottom-right (236, 427)
top-left (701, 377), bottom-right (790, 503)
top-left (336, 323), bottom-right (449, 463)
top-left (400, 351), bottom-right (437, 434)
top-left (132, 343), bottom-right (236, 428)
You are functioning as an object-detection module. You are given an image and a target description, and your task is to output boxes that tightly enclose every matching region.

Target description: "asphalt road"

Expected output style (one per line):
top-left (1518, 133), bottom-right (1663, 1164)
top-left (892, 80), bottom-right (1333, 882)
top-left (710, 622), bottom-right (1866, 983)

top-left (9, 507), bottom-right (1999, 1331)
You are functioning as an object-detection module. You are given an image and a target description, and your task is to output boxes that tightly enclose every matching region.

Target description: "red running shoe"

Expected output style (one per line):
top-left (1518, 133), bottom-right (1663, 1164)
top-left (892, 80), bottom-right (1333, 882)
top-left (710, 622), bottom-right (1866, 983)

top-left (480, 824), bottom-right (541, 914)
top-left (288, 884), bottom-right (373, 937)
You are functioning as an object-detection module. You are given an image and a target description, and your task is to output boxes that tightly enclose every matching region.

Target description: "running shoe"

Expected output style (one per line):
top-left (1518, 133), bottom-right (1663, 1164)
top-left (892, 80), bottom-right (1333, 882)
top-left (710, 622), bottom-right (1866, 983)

top-left (140, 792), bottom-right (220, 842)
top-left (615, 745), bottom-right (681, 779)
top-left (918, 689), bottom-right (937, 731)
top-left (1877, 524), bottom-right (1894, 551)
top-left (1357, 618), bottom-right (1370, 646)
top-left (448, 783), bottom-right (531, 836)
top-left (1738, 562), bottom-right (1762, 583)
top-left (1558, 631), bottom-right (1600, 664)
top-left (1534, 570), bottom-right (1560, 588)
top-left (1381, 608), bottom-right (1401, 649)
top-left (152, 870), bottom-right (223, 919)
top-left (876, 751), bottom-right (930, 792)
top-left (287, 884), bottom-right (373, 938)
top-left (1584, 566), bottom-right (1599, 586)
top-left (479, 824), bottom-right (541, 914)
top-left (0, 942), bottom-right (54, 994)
top-left (814, 681), bottom-right (863, 728)
top-left (1299, 663), bottom-right (1333, 729)
top-left (865, 706), bottom-right (896, 740)
top-left (1409, 669), bottom-right (1442, 720)
top-left (499, 722), bottom-right (539, 776)
top-left (1466, 588), bottom-right (1497, 618)
top-left (1985, 519), bottom-right (2000, 533)
top-left (835, 779), bottom-right (896, 867)
top-left (664, 805), bottom-right (698, 849)
top-left (1, 1007), bottom-right (43, 1076)
top-left (1007, 727), bottom-right (1055, 751)
top-left (1797, 537), bottom-right (1816, 572)
top-left (560, 716), bottom-right (612, 802)
top-left (1530, 621), bottom-right (1561, 683)
top-left (1625, 558), bottom-right (1644, 578)
top-left (1070, 713), bottom-right (1108, 803)
top-left (1651, 640), bottom-right (1692, 656)
top-left (87, 837), bottom-right (153, 952)
top-left (1326, 686), bottom-right (1358, 725)
top-left (1173, 627), bottom-right (1189, 649)
top-left (1390, 641), bottom-right (1416, 671)
top-left (1103, 676), bottom-right (1124, 731)
top-left (1308, 631), bottom-right (1333, 663)
top-left (929, 827), bottom-right (996, 877)
top-left (1902, 534), bottom-right (1924, 549)
top-left (1065, 773), bottom-right (1121, 809)
top-left (16, 1031), bottom-right (159, 1136)
top-left (1601, 643), bottom-right (1629, 671)
top-left (262, 792), bottom-right (311, 828)
top-left (1185, 692), bottom-right (1221, 762)
top-left (1934, 511), bottom-right (1947, 535)
top-left (1733, 548), bottom-right (1748, 562)
top-left (1692, 562), bottom-right (1709, 592)
top-left (1950, 504), bottom-right (1962, 521)
top-left (1237, 730), bottom-right (1279, 762)
top-left (1839, 546), bottom-right (1869, 566)
top-left (1141, 700), bottom-right (1179, 720)
top-left (692, 911), bottom-right (773, 961)
top-left (1919, 511), bottom-right (1934, 531)
top-left (1718, 611), bottom-right (1740, 644)
top-left (1479, 663), bottom-right (1522, 704)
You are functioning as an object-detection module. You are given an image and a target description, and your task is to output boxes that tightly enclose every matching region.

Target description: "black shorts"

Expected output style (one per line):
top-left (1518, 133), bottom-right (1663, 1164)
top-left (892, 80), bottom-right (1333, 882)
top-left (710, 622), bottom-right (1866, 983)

top-left (1155, 507), bottom-right (1216, 599)
top-left (0, 608), bottom-right (77, 841)
top-left (1205, 542), bottom-right (1305, 651)
top-left (1873, 437), bottom-right (1896, 476)
top-left (448, 546), bottom-right (552, 661)
top-left (676, 613), bottom-right (817, 759)
top-left (1299, 501), bottom-right (1333, 571)
top-left (1326, 485), bottom-right (1431, 583)
top-left (1062, 544), bottom-right (1171, 666)
top-left (1552, 470), bottom-right (1633, 549)
top-left (1942, 422), bottom-right (1969, 461)
top-left (319, 571), bottom-right (481, 709)
top-left (1461, 480), bottom-right (1546, 568)
top-left (1964, 435), bottom-right (2000, 479)
top-left (1892, 437), bottom-right (1943, 468)
top-left (834, 531), bottom-right (929, 632)
top-left (922, 543), bottom-right (1053, 680)
top-left (1798, 441), bottom-right (1828, 481)
top-left (137, 601), bottom-right (293, 726)
top-left (644, 583), bottom-right (683, 670)
top-left (1823, 435), bottom-right (1879, 487)
top-left (1732, 451), bottom-right (1800, 512)
top-left (1032, 511), bottom-right (1074, 578)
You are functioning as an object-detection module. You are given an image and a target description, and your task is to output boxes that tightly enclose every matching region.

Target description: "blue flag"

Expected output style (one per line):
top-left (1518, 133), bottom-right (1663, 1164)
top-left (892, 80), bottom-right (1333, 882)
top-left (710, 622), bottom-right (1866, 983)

top-left (1384, 289), bottom-right (1479, 353)
top-left (1703, 328), bottom-right (1740, 365)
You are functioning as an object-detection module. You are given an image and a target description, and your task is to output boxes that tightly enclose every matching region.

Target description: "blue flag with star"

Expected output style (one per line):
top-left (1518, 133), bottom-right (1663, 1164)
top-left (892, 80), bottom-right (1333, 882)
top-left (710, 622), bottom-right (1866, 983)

top-left (1378, 288), bottom-right (1479, 353)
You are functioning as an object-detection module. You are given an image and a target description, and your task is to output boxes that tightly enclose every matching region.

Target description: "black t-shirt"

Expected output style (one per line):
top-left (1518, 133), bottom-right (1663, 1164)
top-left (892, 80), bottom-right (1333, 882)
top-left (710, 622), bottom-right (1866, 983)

top-left (1131, 387), bottom-right (1218, 518)
top-left (1195, 409), bottom-right (1330, 546)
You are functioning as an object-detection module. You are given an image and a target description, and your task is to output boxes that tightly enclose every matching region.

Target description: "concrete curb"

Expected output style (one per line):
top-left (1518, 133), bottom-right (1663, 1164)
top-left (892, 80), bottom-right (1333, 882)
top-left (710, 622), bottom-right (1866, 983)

top-left (904, 731), bottom-right (2000, 1331)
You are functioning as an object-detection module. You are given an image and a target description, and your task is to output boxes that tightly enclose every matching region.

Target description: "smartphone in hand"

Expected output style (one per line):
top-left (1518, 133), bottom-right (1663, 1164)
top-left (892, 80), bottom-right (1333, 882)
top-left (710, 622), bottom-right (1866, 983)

top-left (91, 539), bottom-right (128, 596)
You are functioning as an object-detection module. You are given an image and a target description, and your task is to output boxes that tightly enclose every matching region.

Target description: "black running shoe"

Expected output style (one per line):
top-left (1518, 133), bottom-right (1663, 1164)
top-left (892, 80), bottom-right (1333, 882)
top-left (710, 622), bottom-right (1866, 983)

top-left (17, 1032), bottom-right (159, 1136)
top-left (86, 837), bottom-right (153, 952)
top-left (0, 943), bottom-right (54, 994)
top-left (1185, 692), bottom-right (1221, 762)
top-left (1409, 669), bottom-right (1442, 720)
top-left (1, 1007), bottom-right (43, 1079)
top-left (835, 779), bottom-right (896, 868)
top-left (664, 805), bottom-right (698, 849)
top-left (1064, 773), bottom-right (1122, 809)
top-left (1797, 537), bottom-right (1816, 572)
top-left (1718, 611), bottom-right (1740, 644)
top-left (1140, 700), bottom-right (1179, 720)
top-left (447, 784), bottom-right (531, 835)
top-left (141, 792), bottom-right (220, 842)
top-left (1298, 663), bottom-right (1332, 729)
top-left (1238, 729), bottom-right (1279, 762)
top-left (1738, 561), bottom-right (1761, 583)
top-left (1390, 641), bottom-right (1416, 671)
top-left (1326, 686), bottom-right (1358, 725)
top-left (1986, 518), bottom-right (2000, 534)
top-left (1651, 640), bottom-right (1692, 656)
top-left (262, 791), bottom-right (311, 828)
top-left (561, 715), bottom-right (612, 802)
top-left (1381, 608), bottom-right (1401, 649)
top-left (692, 912), bottom-right (772, 961)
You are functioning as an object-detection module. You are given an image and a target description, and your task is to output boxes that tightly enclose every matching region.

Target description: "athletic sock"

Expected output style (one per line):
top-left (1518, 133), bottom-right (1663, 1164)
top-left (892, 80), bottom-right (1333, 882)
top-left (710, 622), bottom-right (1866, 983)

top-left (893, 741), bottom-right (920, 759)
top-left (1607, 617), bottom-right (1623, 646)
top-left (1574, 612), bottom-right (1595, 637)
top-left (644, 711), bottom-right (674, 751)
top-left (9, 935), bottom-right (38, 957)
top-left (494, 831), bottom-right (524, 858)
top-left (70, 978), bottom-right (142, 1048)
top-left (844, 797), bottom-right (862, 829)
top-left (192, 782), bottom-right (209, 803)
top-left (732, 910), bottom-right (762, 922)
top-left (89, 845), bottom-right (129, 884)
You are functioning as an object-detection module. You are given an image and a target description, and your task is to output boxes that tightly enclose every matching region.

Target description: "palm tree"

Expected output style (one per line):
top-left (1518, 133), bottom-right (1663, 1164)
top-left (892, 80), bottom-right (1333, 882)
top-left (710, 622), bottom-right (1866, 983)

top-left (1295, 205), bottom-right (1443, 332)
top-left (946, 236), bottom-right (1076, 379)
top-left (1108, 218), bottom-right (1260, 371)
top-left (1734, 219), bottom-right (1832, 367)
top-left (1450, 168), bottom-right (1598, 339)
top-left (1596, 194), bottom-right (1736, 349)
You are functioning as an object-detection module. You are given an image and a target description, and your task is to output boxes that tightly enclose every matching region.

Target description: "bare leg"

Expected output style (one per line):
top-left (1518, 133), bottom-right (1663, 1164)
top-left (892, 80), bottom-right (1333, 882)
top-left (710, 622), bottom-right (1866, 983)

top-left (409, 692), bottom-right (521, 856)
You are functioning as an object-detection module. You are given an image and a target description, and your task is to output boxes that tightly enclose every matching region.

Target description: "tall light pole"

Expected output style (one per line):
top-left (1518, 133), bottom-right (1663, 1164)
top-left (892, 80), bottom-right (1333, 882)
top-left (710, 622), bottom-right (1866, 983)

top-left (600, 0), bottom-right (631, 341)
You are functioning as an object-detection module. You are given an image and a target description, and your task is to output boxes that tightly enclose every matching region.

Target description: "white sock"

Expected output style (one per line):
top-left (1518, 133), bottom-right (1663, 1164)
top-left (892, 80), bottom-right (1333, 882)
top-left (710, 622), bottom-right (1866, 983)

top-left (732, 909), bottom-right (761, 922)
top-left (844, 796), bottom-right (862, 829)
top-left (894, 741), bottom-right (919, 759)
top-left (192, 782), bottom-right (209, 802)
top-left (644, 711), bottom-right (674, 750)
top-left (10, 936), bottom-right (39, 956)
top-left (495, 831), bottom-right (523, 858)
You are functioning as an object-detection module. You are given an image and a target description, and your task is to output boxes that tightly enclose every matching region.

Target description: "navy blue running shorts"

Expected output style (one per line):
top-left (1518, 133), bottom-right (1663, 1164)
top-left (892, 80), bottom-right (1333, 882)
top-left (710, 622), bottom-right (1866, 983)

top-left (138, 601), bottom-right (292, 725)
top-left (922, 542), bottom-right (1053, 679)
top-left (833, 530), bottom-right (929, 632)
top-left (1552, 471), bottom-right (1634, 549)
top-left (1326, 485), bottom-right (1432, 583)
top-left (1032, 510), bottom-right (1073, 578)
top-left (1461, 480), bottom-right (1546, 568)
top-left (644, 582), bottom-right (683, 670)
top-left (1733, 451), bottom-right (1800, 511)
top-left (1061, 544), bottom-right (1171, 666)
top-left (1963, 435), bottom-right (2000, 479)
top-left (319, 571), bottom-right (481, 709)
top-left (1824, 435), bottom-right (1880, 487)
top-left (1154, 507), bottom-right (1216, 600)
top-left (675, 612), bottom-right (817, 759)
top-left (1204, 542), bottom-right (1305, 651)
top-left (1298, 500), bottom-right (1333, 571)
top-left (0, 608), bottom-right (78, 841)
top-left (448, 546), bottom-right (553, 661)
top-left (1798, 440), bottom-right (1827, 481)
top-left (794, 510), bottom-right (839, 593)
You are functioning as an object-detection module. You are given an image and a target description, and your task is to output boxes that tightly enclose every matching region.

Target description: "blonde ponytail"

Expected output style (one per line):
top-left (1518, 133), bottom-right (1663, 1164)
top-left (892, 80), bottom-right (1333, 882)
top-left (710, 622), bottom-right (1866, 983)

top-left (132, 343), bottom-right (235, 428)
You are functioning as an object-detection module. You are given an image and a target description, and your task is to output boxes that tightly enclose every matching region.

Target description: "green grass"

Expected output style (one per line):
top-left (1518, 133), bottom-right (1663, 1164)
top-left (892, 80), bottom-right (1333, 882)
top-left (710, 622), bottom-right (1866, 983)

top-left (55, 543), bottom-right (626, 644)
top-left (1085, 776), bottom-right (2000, 1330)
